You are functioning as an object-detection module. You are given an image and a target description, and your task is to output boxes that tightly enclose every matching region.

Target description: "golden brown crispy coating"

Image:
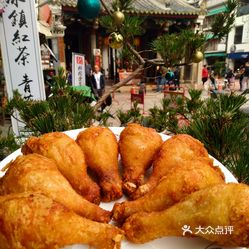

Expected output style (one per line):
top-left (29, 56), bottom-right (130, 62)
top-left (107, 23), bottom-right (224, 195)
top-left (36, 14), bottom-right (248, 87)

top-left (21, 132), bottom-right (100, 204)
top-left (132, 134), bottom-right (212, 199)
top-left (0, 154), bottom-right (110, 223)
top-left (123, 183), bottom-right (249, 247)
top-left (113, 160), bottom-right (224, 223)
top-left (119, 123), bottom-right (163, 196)
top-left (0, 192), bottom-right (123, 249)
top-left (76, 127), bottom-right (122, 202)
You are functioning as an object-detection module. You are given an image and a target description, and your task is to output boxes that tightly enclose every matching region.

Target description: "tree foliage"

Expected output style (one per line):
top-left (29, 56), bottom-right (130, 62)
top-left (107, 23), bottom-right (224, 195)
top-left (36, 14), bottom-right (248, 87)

top-left (6, 69), bottom-right (96, 135)
top-left (210, 0), bottom-right (238, 40)
top-left (186, 94), bottom-right (249, 183)
top-left (110, 0), bottom-right (135, 11)
top-left (100, 0), bottom-right (238, 69)
top-left (0, 131), bottom-right (20, 161)
top-left (151, 30), bottom-right (206, 67)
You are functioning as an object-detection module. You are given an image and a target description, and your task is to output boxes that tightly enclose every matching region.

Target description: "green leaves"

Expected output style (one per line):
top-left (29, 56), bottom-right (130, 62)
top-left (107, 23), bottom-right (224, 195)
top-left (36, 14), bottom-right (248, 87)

top-left (100, 15), bottom-right (144, 42)
top-left (210, 0), bottom-right (238, 40)
top-left (116, 102), bottom-right (143, 126)
top-left (186, 94), bottom-right (249, 184)
top-left (0, 131), bottom-right (20, 161)
top-left (151, 30), bottom-right (206, 66)
top-left (7, 71), bottom-right (95, 135)
top-left (111, 0), bottom-right (135, 12)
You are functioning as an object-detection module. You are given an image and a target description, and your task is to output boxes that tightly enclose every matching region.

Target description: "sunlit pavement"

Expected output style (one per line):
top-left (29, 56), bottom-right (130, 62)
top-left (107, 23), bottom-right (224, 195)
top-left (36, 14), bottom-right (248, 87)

top-left (1, 80), bottom-right (249, 133)
top-left (106, 80), bottom-right (249, 126)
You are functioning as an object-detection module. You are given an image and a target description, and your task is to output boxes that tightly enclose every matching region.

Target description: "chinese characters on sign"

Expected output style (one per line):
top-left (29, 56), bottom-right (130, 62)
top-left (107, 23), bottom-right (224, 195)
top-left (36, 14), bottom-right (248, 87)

top-left (0, 0), bottom-right (45, 134)
top-left (72, 53), bottom-right (86, 86)
top-left (93, 48), bottom-right (101, 68)
top-left (182, 225), bottom-right (234, 236)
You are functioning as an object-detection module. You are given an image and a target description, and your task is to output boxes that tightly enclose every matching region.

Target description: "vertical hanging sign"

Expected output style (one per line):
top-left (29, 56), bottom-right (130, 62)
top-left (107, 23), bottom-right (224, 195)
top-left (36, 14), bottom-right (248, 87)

top-left (72, 53), bottom-right (86, 86)
top-left (0, 0), bottom-right (46, 135)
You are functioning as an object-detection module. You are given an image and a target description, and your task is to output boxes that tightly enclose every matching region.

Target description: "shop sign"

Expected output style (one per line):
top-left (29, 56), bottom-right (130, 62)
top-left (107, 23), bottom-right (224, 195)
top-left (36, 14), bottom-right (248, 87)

top-left (72, 53), bottom-right (86, 86)
top-left (0, 0), bottom-right (46, 135)
top-left (93, 48), bottom-right (101, 68)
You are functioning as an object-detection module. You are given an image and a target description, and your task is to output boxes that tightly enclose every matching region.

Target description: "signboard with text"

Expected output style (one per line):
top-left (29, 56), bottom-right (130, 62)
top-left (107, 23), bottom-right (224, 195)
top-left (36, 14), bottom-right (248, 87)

top-left (93, 48), bottom-right (101, 68)
top-left (0, 0), bottom-right (46, 135)
top-left (72, 53), bottom-right (86, 86)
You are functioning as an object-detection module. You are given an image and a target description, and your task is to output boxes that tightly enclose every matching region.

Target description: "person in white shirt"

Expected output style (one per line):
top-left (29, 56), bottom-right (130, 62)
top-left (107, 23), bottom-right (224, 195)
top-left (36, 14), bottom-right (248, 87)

top-left (91, 65), bottom-right (105, 98)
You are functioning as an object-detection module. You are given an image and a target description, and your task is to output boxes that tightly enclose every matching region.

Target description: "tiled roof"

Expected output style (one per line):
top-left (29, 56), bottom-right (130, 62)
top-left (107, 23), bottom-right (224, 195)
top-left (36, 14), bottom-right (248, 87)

top-left (60, 0), bottom-right (77, 7)
top-left (61, 0), bottom-right (200, 15)
top-left (104, 0), bottom-right (200, 16)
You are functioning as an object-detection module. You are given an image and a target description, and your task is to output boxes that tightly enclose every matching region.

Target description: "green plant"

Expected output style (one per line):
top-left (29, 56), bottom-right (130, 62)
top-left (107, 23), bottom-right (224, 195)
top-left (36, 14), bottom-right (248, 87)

top-left (144, 98), bottom-right (178, 133)
top-left (185, 89), bottom-right (204, 117)
top-left (118, 47), bottom-right (137, 69)
top-left (50, 67), bottom-right (70, 95)
top-left (0, 131), bottom-right (20, 161)
top-left (7, 71), bottom-right (96, 135)
top-left (185, 94), bottom-right (249, 183)
top-left (111, 0), bottom-right (135, 11)
top-left (210, 0), bottom-right (238, 40)
top-left (116, 102), bottom-right (143, 126)
top-left (152, 30), bottom-right (206, 67)
top-left (97, 110), bottom-right (115, 126)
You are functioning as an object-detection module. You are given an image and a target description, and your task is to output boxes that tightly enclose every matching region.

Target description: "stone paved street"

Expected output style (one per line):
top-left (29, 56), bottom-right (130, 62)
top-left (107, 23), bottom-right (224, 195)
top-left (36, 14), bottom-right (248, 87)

top-left (105, 80), bottom-right (249, 126)
top-left (1, 80), bottom-right (249, 134)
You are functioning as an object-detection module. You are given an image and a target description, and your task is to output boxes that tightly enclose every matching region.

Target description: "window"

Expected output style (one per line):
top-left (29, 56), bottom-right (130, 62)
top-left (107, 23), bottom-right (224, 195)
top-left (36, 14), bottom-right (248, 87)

top-left (234, 26), bottom-right (243, 44)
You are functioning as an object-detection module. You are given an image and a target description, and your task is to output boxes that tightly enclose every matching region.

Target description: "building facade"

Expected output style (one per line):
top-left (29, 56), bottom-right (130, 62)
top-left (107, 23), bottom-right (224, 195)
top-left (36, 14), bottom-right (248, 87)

top-left (203, 0), bottom-right (249, 73)
top-left (227, 0), bottom-right (249, 71)
top-left (61, 0), bottom-right (204, 83)
top-left (203, 0), bottom-right (227, 70)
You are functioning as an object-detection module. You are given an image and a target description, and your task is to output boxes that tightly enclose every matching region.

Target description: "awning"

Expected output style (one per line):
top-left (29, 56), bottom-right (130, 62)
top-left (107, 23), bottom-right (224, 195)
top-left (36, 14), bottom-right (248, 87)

top-left (37, 20), bottom-right (52, 37)
top-left (204, 52), bottom-right (226, 58)
top-left (227, 52), bottom-right (249, 59)
top-left (207, 6), bottom-right (227, 16)
top-left (71, 86), bottom-right (96, 100)
top-left (205, 33), bottom-right (214, 40)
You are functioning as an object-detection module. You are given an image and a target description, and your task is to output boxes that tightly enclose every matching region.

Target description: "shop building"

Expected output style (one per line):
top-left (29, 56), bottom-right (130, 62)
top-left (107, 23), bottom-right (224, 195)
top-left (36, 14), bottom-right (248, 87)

top-left (203, 0), bottom-right (227, 70)
top-left (227, 0), bottom-right (249, 71)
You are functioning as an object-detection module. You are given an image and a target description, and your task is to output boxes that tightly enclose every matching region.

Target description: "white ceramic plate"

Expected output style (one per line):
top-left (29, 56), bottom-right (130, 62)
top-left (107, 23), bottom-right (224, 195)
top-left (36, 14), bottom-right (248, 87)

top-left (0, 127), bottom-right (243, 249)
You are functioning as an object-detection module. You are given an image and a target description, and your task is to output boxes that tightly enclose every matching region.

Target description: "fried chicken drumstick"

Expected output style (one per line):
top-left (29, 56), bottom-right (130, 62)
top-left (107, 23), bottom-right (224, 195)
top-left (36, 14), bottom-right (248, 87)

top-left (123, 183), bottom-right (249, 247)
top-left (113, 160), bottom-right (224, 223)
top-left (132, 134), bottom-right (212, 199)
top-left (22, 132), bottom-right (100, 204)
top-left (0, 154), bottom-right (110, 223)
top-left (0, 192), bottom-right (123, 249)
top-left (119, 124), bottom-right (163, 196)
top-left (76, 127), bottom-right (122, 202)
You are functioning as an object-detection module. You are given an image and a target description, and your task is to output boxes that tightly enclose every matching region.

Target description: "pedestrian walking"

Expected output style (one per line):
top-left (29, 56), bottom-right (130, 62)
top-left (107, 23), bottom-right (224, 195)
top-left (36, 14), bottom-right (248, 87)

top-left (209, 71), bottom-right (217, 89)
top-left (242, 62), bottom-right (249, 91)
top-left (225, 68), bottom-right (235, 88)
top-left (238, 65), bottom-right (245, 91)
top-left (155, 66), bottom-right (163, 92)
top-left (85, 59), bottom-right (92, 88)
top-left (202, 65), bottom-right (209, 85)
top-left (174, 67), bottom-right (180, 90)
top-left (91, 64), bottom-right (105, 98)
top-left (165, 68), bottom-right (175, 89)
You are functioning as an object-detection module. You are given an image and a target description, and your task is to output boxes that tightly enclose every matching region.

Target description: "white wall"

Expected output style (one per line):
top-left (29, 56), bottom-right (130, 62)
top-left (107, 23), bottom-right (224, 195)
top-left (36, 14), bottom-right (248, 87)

top-left (227, 14), bottom-right (249, 53)
top-left (207, 0), bottom-right (226, 8)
